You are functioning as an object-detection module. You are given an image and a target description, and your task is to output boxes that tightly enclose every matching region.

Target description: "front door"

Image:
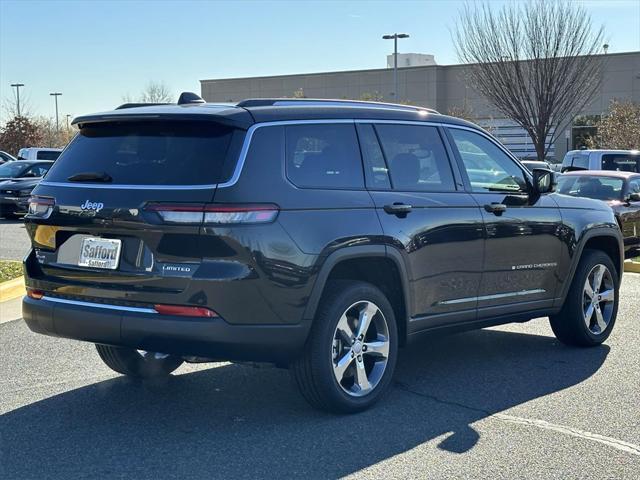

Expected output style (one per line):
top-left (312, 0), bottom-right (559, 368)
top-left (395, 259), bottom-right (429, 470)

top-left (357, 122), bottom-right (484, 330)
top-left (446, 127), bottom-right (563, 316)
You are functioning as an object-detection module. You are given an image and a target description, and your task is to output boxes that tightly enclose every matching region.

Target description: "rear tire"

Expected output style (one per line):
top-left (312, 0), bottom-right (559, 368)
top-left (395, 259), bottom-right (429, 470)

top-left (549, 249), bottom-right (619, 347)
top-left (290, 280), bottom-right (398, 413)
top-left (95, 344), bottom-right (183, 378)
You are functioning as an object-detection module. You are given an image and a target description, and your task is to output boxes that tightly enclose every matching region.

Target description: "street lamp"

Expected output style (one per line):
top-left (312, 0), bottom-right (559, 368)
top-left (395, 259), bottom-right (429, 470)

top-left (382, 33), bottom-right (409, 100)
top-left (10, 83), bottom-right (24, 117)
top-left (50, 92), bottom-right (62, 132)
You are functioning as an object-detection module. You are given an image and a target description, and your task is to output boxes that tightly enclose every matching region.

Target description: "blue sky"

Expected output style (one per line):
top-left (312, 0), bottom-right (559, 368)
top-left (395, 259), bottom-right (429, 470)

top-left (1, 0), bottom-right (639, 122)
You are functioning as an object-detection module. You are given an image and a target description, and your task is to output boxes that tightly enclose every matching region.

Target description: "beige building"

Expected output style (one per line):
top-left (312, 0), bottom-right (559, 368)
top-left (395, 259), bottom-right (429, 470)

top-left (201, 51), bottom-right (640, 161)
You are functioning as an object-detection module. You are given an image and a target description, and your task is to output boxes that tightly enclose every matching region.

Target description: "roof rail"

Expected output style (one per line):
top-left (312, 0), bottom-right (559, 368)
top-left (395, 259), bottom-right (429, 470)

top-left (116, 102), bottom-right (170, 110)
top-left (236, 98), bottom-right (439, 114)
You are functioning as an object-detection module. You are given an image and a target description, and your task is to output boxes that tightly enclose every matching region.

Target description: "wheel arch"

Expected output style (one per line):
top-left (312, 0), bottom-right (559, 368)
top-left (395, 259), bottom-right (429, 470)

top-left (560, 228), bottom-right (624, 303)
top-left (303, 245), bottom-right (411, 345)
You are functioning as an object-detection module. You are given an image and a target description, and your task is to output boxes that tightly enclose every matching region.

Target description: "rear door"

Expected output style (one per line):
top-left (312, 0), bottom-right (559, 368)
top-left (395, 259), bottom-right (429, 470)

top-left (26, 120), bottom-right (243, 302)
top-left (359, 122), bottom-right (484, 330)
top-left (446, 127), bottom-right (563, 316)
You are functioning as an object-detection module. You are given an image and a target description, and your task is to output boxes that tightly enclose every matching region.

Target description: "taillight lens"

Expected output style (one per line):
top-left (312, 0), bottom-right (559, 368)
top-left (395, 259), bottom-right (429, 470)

top-left (153, 304), bottom-right (218, 318)
top-left (27, 196), bottom-right (55, 219)
top-left (145, 203), bottom-right (279, 225)
top-left (26, 288), bottom-right (44, 300)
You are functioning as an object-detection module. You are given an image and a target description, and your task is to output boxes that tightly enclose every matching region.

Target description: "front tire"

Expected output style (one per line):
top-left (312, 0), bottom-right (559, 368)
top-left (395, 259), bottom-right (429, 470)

top-left (290, 281), bottom-right (398, 413)
top-left (96, 344), bottom-right (183, 378)
top-left (549, 249), bottom-right (619, 347)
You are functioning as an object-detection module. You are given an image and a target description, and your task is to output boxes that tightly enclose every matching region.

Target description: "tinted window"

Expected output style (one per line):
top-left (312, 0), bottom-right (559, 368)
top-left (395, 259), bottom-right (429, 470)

top-left (285, 124), bottom-right (363, 189)
top-left (45, 121), bottom-right (235, 185)
top-left (357, 124), bottom-right (390, 189)
top-left (602, 154), bottom-right (640, 173)
top-left (36, 150), bottom-right (61, 160)
top-left (449, 128), bottom-right (526, 193)
top-left (557, 175), bottom-right (624, 201)
top-left (375, 124), bottom-right (455, 191)
top-left (628, 179), bottom-right (640, 194)
top-left (0, 162), bottom-right (28, 178)
top-left (24, 164), bottom-right (51, 177)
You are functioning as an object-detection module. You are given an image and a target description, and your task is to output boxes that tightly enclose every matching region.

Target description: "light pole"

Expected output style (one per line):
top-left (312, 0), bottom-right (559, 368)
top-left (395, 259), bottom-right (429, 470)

top-left (10, 83), bottom-right (24, 117)
top-left (382, 33), bottom-right (409, 100)
top-left (50, 92), bottom-right (62, 132)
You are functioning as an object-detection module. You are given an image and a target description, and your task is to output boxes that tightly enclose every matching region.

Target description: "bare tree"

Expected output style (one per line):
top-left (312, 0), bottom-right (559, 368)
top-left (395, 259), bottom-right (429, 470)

top-left (454, 1), bottom-right (605, 161)
top-left (140, 81), bottom-right (173, 103)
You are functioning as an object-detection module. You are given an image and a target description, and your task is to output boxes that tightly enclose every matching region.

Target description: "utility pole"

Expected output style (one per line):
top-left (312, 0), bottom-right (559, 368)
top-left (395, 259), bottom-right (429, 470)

top-left (382, 33), bottom-right (409, 100)
top-left (50, 92), bottom-right (62, 132)
top-left (10, 83), bottom-right (24, 117)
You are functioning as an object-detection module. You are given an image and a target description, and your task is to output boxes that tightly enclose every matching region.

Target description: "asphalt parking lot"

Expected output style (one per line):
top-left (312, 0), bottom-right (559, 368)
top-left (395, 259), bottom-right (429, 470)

top-left (1, 274), bottom-right (639, 478)
top-left (0, 218), bottom-right (30, 261)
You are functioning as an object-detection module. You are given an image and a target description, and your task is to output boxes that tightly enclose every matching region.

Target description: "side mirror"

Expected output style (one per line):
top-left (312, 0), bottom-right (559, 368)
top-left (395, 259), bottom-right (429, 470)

top-left (532, 168), bottom-right (556, 194)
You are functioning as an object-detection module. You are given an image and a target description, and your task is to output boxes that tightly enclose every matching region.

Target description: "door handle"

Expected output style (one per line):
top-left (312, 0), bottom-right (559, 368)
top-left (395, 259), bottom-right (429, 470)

top-left (384, 203), bottom-right (413, 217)
top-left (484, 203), bottom-right (507, 216)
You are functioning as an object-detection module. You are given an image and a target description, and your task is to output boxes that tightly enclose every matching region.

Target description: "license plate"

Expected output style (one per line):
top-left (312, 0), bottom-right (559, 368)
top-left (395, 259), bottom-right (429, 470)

top-left (78, 237), bottom-right (122, 270)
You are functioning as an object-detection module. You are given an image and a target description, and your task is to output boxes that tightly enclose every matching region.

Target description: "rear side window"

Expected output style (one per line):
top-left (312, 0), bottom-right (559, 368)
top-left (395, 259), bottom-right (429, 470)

top-left (36, 150), bottom-right (61, 160)
top-left (285, 124), bottom-right (364, 189)
top-left (45, 121), bottom-right (235, 185)
top-left (602, 154), bottom-right (640, 173)
top-left (375, 124), bottom-right (455, 191)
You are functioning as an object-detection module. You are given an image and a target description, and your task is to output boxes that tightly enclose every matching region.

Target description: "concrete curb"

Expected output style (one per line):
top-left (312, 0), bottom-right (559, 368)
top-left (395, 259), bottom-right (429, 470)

top-left (0, 276), bottom-right (25, 303)
top-left (624, 261), bottom-right (640, 274)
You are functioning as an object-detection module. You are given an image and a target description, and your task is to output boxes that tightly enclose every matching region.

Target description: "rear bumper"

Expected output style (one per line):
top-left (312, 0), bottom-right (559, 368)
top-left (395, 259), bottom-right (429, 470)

top-left (22, 295), bottom-right (310, 362)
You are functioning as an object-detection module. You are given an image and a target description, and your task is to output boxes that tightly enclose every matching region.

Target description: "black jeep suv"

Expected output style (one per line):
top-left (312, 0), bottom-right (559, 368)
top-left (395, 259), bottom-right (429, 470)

top-left (22, 94), bottom-right (623, 413)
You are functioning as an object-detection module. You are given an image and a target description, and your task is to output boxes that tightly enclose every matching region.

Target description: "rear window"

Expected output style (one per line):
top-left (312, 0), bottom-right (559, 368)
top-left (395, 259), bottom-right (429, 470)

top-left (36, 150), bottom-right (61, 160)
top-left (602, 154), bottom-right (640, 173)
top-left (45, 121), bottom-right (235, 185)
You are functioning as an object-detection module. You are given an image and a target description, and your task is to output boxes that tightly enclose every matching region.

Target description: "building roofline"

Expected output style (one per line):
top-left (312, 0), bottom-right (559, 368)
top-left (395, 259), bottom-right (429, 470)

top-left (200, 50), bottom-right (639, 84)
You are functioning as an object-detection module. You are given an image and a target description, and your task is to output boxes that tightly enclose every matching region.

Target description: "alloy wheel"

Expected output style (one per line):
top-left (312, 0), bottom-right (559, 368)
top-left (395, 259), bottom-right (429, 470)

top-left (582, 264), bottom-right (615, 335)
top-left (331, 300), bottom-right (390, 397)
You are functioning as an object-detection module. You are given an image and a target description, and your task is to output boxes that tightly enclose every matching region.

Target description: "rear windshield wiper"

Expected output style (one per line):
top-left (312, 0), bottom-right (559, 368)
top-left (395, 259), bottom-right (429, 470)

top-left (67, 171), bottom-right (113, 183)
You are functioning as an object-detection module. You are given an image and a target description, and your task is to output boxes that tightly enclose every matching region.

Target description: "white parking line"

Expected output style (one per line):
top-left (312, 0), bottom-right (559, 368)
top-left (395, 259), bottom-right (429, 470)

top-left (494, 413), bottom-right (640, 456)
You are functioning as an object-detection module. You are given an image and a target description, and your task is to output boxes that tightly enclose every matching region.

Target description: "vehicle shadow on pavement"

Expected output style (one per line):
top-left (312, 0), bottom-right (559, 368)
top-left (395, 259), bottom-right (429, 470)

top-left (0, 328), bottom-right (609, 479)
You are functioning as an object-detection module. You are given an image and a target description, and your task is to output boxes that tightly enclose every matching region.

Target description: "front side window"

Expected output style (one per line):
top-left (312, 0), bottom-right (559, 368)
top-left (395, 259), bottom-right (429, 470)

top-left (375, 124), bottom-right (455, 192)
top-left (285, 124), bottom-right (364, 189)
top-left (449, 128), bottom-right (526, 193)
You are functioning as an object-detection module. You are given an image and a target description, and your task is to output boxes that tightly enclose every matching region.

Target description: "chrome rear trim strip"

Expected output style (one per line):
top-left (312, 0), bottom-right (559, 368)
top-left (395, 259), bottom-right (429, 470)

top-left (41, 295), bottom-right (157, 314)
top-left (438, 289), bottom-right (546, 306)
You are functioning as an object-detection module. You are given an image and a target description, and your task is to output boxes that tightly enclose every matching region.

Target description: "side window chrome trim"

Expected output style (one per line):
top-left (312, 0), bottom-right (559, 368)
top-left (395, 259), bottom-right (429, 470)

top-left (41, 119), bottom-right (500, 191)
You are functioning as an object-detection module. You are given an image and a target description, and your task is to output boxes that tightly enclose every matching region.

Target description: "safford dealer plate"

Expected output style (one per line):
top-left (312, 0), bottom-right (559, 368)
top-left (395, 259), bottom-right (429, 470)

top-left (78, 237), bottom-right (122, 270)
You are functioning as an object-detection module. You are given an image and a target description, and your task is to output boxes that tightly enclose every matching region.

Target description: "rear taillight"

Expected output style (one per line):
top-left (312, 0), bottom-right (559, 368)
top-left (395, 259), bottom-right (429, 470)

top-left (27, 196), bottom-right (55, 219)
top-left (153, 304), bottom-right (218, 318)
top-left (26, 288), bottom-right (44, 300)
top-left (145, 203), bottom-right (279, 225)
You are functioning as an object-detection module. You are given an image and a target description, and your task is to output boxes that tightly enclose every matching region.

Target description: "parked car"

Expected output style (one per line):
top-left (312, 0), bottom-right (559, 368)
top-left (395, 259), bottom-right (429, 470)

top-left (561, 149), bottom-right (640, 173)
top-left (22, 94), bottom-right (623, 413)
top-left (0, 150), bottom-right (18, 164)
top-left (17, 147), bottom-right (63, 161)
top-left (0, 160), bottom-right (54, 218)
top-left (521, 160), bottom-right (551, 172)
top-left (557, 170), bottom-right (640, 258)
